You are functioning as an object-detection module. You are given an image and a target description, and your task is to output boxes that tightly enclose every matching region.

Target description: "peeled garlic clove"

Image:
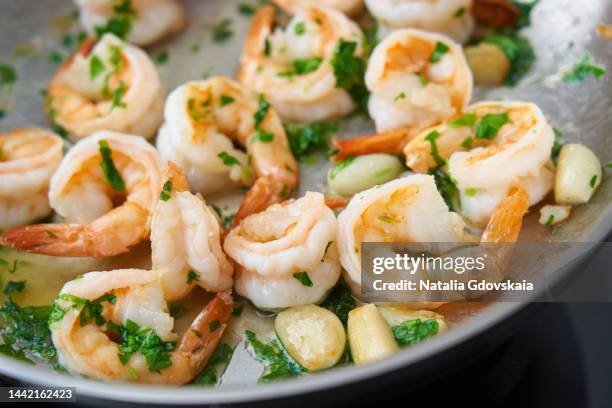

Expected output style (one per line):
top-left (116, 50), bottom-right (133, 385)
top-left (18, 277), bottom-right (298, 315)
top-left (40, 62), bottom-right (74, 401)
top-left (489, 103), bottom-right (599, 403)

top-left (539, 205), bottom-right (572, 225)
top-left (555, 144), bottom-right (602, 205)
top-left (348, 304), bottom-right (399, 364)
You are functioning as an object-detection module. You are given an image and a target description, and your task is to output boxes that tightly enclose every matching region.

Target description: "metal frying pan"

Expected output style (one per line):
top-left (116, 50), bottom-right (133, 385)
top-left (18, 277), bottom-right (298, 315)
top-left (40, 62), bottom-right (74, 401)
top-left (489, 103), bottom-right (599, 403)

top-left (0, 0), bottom-right (610, 404)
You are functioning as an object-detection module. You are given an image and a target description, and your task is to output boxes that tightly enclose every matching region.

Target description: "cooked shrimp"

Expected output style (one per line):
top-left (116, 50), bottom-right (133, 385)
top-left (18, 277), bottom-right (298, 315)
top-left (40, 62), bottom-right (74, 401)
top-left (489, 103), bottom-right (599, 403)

top-left (365, 0), bottom-right (475, 44)
top-left (156, 77), bottom-right (298, 225)
top-left (74, 0), bottom-right (186, 46)
top-left (367, 29), bottom-right (472, 133)
top-left (0, 131), bottom-right (161, 257)
top-left (46, 33), bottom-right (164, 142)
top-left (334, 29), bottom-right (472, 159)
top-left (403, 101), bottom-right (554, 226)
top-left (50, 269), bottom-right (232, 384)
top-left (0, 128), bottom-right (64, 230)
top-left (151, 162), bottom-right (233, 301)
top-left (237, 6), bottom-right (366, 122)
top-left (337, 175), bottom-right (476, 289)
top-left (272, 0), bottom-right (364, 16)
top-left (224, 192), bottom-right (340, 309)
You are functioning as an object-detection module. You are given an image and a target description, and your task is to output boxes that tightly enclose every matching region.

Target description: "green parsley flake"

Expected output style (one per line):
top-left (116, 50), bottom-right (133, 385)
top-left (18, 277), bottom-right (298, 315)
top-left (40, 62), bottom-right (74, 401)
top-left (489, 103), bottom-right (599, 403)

top-left (45, 230), bottom-right (59, 239)
top-left (94, 0), bottom-right (136, 39)
top-left (424, 130), bottom-right (446, 167)
top-left (212, 19), bottom-right (234, 44)
top-left (3, 280), bottom-right (26, 295)
top-left (118, 319), bottom-right (176, 372)
top-left (232, 304), bottom-right (244, 317)
top-left (285, 121), bottom-right (338, 162)
top-left (589, 175), bottom-right (598, 188)
top-left (186, 270), bottom-right (199, 285)
top-left (253, 95), bottom-right (270, 128)
top-left (220, 95), bottom-right (235, 106)
top-left (461, 137), bottom-right (474, 149)
top-left (394, 92), bottom-right (406, 101)
top-left (378, 214), bottom-right (393, 224)
top-left (465, 188), bottom-right (477, 196)
top-left (253, 129), bottom-right (274, 143)
top-left (110, 80), bottom-right (128, 110)
top-left (294, 22), bottom-right (306, 35)
top-left (159, 180), bottom-right (172, 201)
top-left (475, 113), bottom-right (509, 140)
top-left (448, 113), bottom-right (476, 128)
top-left (454, 7), bottom-right (465, 17)
top-left (546, 214), bottom-right (554, 225)
top-left (278, 57), bottom-right (323, 77)
top-left (245, 330), bottom-right (303, 382)
top-left (155, 51), bottom-right (169, 65)
top-left (89, 55), bottom-right (105, 80)
top-left (192, 343), bottom-right (233, 385)
top-left (331, 40), bottom-right (368, 109)
top-left (293, 271), bottom-right (313, 287)
top-left (418, 73), bottom-right (429, 86)
top-left (562, 54), bottom-right (606, 83)
top-left (98, 139), bottom-right (126, 191)
top-left (393, 319), bottom-right (439, 345)
top-left (209, 320), bottom-right (221, 332)
top-left (218, 151), bottom-right (240, 167)
top-left (430, 42), bottom-right (449, 63)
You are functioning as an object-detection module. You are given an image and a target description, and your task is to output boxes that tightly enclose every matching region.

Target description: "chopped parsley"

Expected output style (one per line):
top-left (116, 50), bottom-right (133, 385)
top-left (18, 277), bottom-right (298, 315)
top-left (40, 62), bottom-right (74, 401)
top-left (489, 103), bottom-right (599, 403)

top-left (329, 156), bottom-right (356, 179)
top-left (193, 343), bottom-right (233, 385)
top-left (154, 51), bottom-right (169, 65)
top-left (562, 54), bottom-right (606, 83)
top-left (461, 137), bottom-right (474, 149)
top-left (191, 43), bottom-right (201, 53)
top-left (454, 7), bottom-right (465, 17)
top-left (110, 80), bottom-right (127, 110)
top-left (511, 0), bottom-right (540, 29)
top-left (253, 95), bottom-right (270, 128)
top-left (418, 73), bottom-right (429, 86)
top-left (252, 129), bottom-right (274, 143)
top-left (475, 113), bottom-right (509, 140)
top-left (392, 319), bottom-right (439, 345)
top-left (0, 299), bottom-right (57, 364)
top-left (448, 113), bottom-right (476, 128)
top-left (232, 304), bottom-right (244, 317)
top-left (545, 214), bottom-right (554, 225)
top-left (424, 130), bottom-right (446, 167)
top-left (159, 180), bottom-right (172, 201)
top-left (220, 95), bottom-right (235, 106)
top-left (48, 51), bottom-right (66, 65)
top-left (186, 270), bottom-right (199, 285)
top-left (278, 57), bottom-right (322, 77)
top-left (394, 92), bottom-right (406, 101)
top-left (320, 282), bottom-right (356, 326)
top-left (285, 121), bottom-right (338, 162)
top-left (465, 188), bottom-right (478, 196)
top-left (238, 4), bottom-right (256, 16)
top-left (245, 330), bottom-right (304, 382)
top-left (378, 214), bottom-right (393, 224)
top-left (89, 55), bottom-right (105, 80)
top-left (551, 128), bottom-right (563, 165)
top-left (481, 32), bottom-right (535, 86)
top-left (49, 292), bottom-right (116, 328)
top-left (430, 167), bottom-right (459, 212)
top-left (212, 18), bottom-right (234, 43)
top-left (331, 40), bottom-right (368, 109)
top-left (118, 319), bottom-right (176, 372)
top-left (0, 64), bottom-right (17, 86)
top-left (589, 175), bottom-right (598, 188)
top-left (293, 271), bottom-right (313, 287)
top-left (94, 0), bottom-right (136, 39)
top-left (3, 280), bottom-right (26, 295)
top-left (45, 230), bottom-right (59, 239)
top-left (218, 151), bottom-right (240, 166)
top-left (430, 42), bottom-right (449, 63)
top-left (98, 139), bottom-right (126, 191)
top-left (294, 22), bottom-right (306, 35)
top-left (209, 320), bottom-right (221, 332)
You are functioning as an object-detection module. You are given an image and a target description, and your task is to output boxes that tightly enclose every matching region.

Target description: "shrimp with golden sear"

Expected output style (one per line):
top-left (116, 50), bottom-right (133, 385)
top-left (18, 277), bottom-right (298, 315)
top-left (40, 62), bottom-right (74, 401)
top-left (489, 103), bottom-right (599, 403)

top-left (157, 76), bottom-right (298, 225)
top-left (238, 6), bottom-right (366, 122)
top-left (1, 131), bottom-right (161, 258)
top-left (46, 33), bottom-right (164, 142)
top-left (50, 269), bottom-right (232, 384)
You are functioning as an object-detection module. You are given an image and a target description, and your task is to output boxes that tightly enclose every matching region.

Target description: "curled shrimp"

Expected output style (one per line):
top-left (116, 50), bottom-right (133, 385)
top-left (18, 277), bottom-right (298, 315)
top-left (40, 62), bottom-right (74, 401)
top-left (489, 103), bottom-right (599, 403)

top-left (224, 192), bottom-right (340, 309)
top-left (50, 269), bottom-right (232, 384)
top-left (74, 0), bottom-right (186, 46)
top-left (238, 6), bottom-right (366, 122)
top-left (337, 175), bottom-right (477, 290)
top-left (1, 131), bottom-right (161, 258)
top-left (271, 0), bottom-right (364, 16)
top-left (334, 29), bottom-right (472, 159)
top-left (403, 101), bottom-right (554, 226)
top-left (156, 76), bottom-right (298, 225)
top-left (365, 0), bottom-right (475, 43)
top-left (0, 128), bottom-right (64, 230)
top-left (46, 33), bottom-right (164, 142)
top-left (151, 162), bottom-right (233, 301)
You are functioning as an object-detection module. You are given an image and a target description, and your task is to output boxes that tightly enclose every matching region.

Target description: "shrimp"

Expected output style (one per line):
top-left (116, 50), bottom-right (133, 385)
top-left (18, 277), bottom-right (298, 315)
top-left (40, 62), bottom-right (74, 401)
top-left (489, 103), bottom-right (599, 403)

top-left (237, 6), bottom-right (366, 122)
top-left (46, 33), bottom-right (164, 142)
top-left (156, 77), bottom-right (298, 225)
top-left (364, 0), bottom-right (475, 44)
top-left (272, 0), bottom-right (364, 16)
top-left (337, 175), bottom-right (476, 290)
top-left (151, 162), bottom-right (233, 301)
top-left (403, 101), bottom-right (554, 226)
top-left (0, 128), bottom-right (64, 230)
top-left (50, 269), bottom-right (232, 384)
top-left (224, 192), bottom-right (340, 309)
top-left (334, 29), bottom-right (472, 159)
top-left (74, 0), bottom-right (186, 46)
top-left (0, 131), bottom-right (161, 258)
